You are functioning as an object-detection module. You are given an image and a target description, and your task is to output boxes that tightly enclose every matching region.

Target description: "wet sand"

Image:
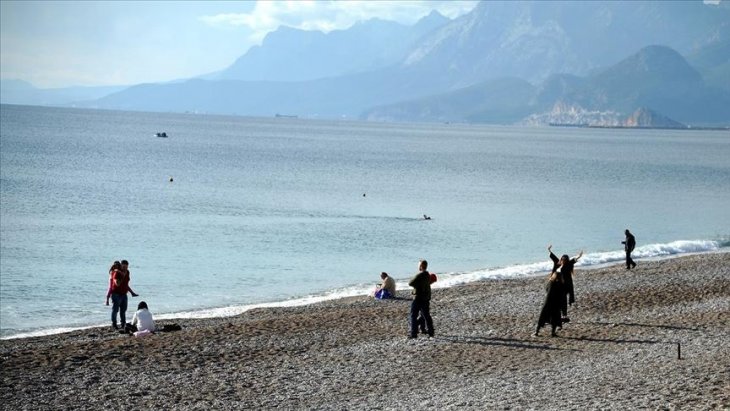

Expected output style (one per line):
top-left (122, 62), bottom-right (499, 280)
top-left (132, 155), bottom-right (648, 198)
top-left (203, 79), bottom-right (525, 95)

top-left (1, 253), bottom-right (729, 410)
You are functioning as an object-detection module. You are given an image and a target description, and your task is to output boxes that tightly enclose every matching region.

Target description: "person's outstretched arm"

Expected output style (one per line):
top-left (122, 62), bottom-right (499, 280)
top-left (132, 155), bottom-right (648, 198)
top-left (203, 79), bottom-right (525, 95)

top-left (548, 245), bottom-right (559, 264)
top-left (573, 250), bottom-right (584, 262)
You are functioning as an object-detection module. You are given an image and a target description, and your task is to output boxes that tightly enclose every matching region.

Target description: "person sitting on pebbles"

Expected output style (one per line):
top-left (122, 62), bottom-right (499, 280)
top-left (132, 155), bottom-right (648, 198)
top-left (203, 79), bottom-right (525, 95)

top-left (374, 272), bottom-right (396, 299)
top-left (125, 301), bottom-right (156, 337)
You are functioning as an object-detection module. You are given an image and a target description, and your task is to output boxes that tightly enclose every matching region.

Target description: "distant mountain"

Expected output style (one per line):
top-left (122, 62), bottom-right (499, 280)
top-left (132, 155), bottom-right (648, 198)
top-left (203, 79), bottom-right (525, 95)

top-left (1, 79), bottom-right (36, 91)
top-left (76, 1), bottom-right (730, 125)
top-left (366, 45), bottom-right (730, 127)
top-left (401, 1), bottom-right (730, 86)
top-left (686, 39), bottom-right (730, 92)
top-left (89, 67), bottom-right (442, 119)
top-left (0, 79), bottom-right (127, 106)
top-left (362, 77), bottom-right (535, 124)
top-left (531, 74), bottom-right (586, 110)
top-left (556, 45), bottom-right (730, 125)
top-left (214, 12), bottom-right (449, 82)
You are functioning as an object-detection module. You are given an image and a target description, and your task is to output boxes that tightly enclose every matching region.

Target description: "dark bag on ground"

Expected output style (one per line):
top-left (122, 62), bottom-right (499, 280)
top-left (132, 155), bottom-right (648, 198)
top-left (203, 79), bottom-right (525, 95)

top-left (161, 324), bottom-right (182, 332)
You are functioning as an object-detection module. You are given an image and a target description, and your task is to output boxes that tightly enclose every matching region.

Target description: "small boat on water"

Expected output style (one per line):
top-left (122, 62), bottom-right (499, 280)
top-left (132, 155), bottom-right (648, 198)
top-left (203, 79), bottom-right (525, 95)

top-left (155, 132), bottom-right (168, 138)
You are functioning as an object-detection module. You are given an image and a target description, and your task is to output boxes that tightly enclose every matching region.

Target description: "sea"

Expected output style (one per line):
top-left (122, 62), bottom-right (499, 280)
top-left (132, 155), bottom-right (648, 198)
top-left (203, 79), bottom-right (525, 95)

top-left (1, 104), bottom-right (729, 339)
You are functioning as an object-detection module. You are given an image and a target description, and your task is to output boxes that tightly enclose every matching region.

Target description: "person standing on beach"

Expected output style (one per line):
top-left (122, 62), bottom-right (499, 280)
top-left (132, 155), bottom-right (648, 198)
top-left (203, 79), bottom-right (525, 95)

top-left (106, 261), bottom-right (120, 297)
top-left (408, 260), bottom-right (434, 338)
top-left (622, 229), bottom-right (637, 269)
top-left (106, 259), bottom-right (138, 330)
top-left (416, 272), bottom-right (438, 334)
top-left (535, 267), bottom-right (564, 337)
top-left (548, 245), bottom-right (583, 321)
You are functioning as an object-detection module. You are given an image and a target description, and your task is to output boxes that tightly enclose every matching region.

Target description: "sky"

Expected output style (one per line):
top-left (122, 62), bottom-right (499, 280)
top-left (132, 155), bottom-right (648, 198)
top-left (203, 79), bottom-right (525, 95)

top-left (0, 1), bottom-right (477, 89)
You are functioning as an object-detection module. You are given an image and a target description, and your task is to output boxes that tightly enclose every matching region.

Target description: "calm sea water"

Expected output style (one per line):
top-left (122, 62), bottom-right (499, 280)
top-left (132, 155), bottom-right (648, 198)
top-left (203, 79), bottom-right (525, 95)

top-left (1, 105), bottom-right (729, 338)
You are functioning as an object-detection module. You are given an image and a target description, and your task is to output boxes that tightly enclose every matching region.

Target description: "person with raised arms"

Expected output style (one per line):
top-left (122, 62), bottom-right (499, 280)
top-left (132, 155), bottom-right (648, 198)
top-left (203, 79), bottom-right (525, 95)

top-left (548, 245), bottom-right (583, 322)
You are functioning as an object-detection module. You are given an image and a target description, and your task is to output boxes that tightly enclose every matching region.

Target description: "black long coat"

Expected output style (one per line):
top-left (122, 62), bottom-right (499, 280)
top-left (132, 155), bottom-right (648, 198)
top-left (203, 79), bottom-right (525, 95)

top-left (550, 251), bottom-right (577, 308)
top-left (537, 275), bottom-right (564, 330)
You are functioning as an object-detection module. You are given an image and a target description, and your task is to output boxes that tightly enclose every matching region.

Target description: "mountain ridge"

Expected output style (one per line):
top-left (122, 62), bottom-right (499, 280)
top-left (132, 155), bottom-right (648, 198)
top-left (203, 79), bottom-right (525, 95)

top-left (214, 12), bottom-right (449, 82)
top-left (368, 45), bottom-right (730, 127)
top-left (4, 1), bottom-right (729, 126)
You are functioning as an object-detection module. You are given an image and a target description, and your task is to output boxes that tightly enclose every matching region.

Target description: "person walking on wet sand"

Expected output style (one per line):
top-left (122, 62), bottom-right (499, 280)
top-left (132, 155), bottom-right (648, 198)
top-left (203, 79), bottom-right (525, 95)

top-left (548, 245), bottom-right (583, 321)
top-left (408, 260), bottom-right (434, 338)
top-left (623, 229), bottom-right (637, 269)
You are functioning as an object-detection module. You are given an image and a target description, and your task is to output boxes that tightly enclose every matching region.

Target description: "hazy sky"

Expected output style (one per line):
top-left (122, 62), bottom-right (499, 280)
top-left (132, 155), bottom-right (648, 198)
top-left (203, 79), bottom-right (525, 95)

top-left (0, 1), bottom-right (477, 89)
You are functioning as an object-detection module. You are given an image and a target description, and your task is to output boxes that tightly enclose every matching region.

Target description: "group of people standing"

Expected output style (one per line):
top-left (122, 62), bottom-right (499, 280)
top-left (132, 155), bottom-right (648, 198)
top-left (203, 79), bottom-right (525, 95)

top-left (535, 245), bottom-right (583, 336)
top-left (373, 260), bottom-right (437, 339)
top-left (110, 229), bottom-right (637, 339)
top-left (535, 229), bottom-right (637, 336)
top-left (106, 260), bottom-right (156, 335)
top-left (374, 229), bottom-right (638, 339)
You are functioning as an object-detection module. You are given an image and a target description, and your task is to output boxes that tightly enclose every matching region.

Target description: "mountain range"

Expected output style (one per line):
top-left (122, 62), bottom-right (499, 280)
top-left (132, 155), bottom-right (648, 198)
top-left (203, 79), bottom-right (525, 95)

top-left (2, 1), bottom-right (729, 126)
top-left (366, 45), bottom-right (730, 126)
top-left (0, 79), bottom-right (127, 107)
top-left (210, 11), bottom-right (450, 82)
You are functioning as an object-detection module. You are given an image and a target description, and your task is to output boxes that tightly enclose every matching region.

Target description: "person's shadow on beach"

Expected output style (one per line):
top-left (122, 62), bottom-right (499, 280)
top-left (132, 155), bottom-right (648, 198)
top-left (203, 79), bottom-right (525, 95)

top-left (585, 321), bottom-right (699, 332)
top-left (439, 335), bottom-right (578, 351)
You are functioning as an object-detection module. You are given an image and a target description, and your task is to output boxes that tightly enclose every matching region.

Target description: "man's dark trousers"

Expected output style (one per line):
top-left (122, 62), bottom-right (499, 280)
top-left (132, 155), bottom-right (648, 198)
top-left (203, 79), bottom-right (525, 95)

top-left (626, 250), bottom-right (636, 269)
top-left (410, 298), bottom-right (433, 337)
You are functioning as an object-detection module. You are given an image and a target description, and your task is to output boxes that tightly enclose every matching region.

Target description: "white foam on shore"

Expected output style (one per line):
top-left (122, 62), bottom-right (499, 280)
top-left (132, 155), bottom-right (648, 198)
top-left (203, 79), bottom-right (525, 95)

top-left (435, 239), bottom-right (725, 288)
top-left (3, 239), bottom-right (725, 340)
top-left (155, 286), bottom-right (373, 321)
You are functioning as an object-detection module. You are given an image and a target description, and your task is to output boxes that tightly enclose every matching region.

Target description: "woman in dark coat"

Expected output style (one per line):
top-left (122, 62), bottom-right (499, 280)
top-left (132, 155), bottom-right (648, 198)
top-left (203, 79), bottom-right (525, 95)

top-left (548, 245), bottom-right (583, 320)
top-left (535, 267), bottom-right (565, 336)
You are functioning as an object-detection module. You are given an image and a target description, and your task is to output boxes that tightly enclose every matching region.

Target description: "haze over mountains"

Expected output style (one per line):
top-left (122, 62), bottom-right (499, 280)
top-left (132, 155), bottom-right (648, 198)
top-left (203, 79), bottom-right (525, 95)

top-left (210, 11), bottom-right (450, 82)
top-left (2, 1), bottom-right (729, 126)
top-left (367, 45), bottom-right (730, 126)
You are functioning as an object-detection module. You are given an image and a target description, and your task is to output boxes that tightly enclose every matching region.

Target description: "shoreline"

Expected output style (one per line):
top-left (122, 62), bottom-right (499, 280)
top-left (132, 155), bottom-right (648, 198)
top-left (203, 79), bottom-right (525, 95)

top-left (1, 252), bottom-right (728, 409)
top-left (3, 246), bottom-right (728, 341)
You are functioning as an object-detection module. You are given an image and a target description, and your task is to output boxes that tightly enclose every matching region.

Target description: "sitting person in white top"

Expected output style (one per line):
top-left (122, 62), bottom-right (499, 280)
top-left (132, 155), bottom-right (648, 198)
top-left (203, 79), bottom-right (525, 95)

top-left (374, 272), bottom-right (396, 299)
top-left (125, 301), bottom-right (156, 335)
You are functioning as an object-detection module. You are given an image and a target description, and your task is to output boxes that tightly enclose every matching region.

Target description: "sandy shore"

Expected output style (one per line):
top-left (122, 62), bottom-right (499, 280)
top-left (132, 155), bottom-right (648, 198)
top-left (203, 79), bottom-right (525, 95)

top-left (2, 252), bottom-right (729, 410)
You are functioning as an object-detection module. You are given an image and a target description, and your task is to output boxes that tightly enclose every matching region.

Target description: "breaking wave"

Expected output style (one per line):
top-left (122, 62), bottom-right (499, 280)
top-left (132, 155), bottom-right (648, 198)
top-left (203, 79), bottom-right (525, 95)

top-left (3, 238), bottom-right (726, 340)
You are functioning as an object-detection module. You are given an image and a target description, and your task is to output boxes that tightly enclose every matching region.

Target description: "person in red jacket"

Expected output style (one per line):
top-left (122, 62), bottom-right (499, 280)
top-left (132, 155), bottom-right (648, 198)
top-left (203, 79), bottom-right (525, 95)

top-left (106, 260), bottom-right (138, 330)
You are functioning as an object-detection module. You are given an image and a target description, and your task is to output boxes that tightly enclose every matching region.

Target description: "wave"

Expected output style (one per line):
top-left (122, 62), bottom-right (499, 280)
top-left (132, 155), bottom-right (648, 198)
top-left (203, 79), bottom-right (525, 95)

top-left (149, 239), bottom-right (728, 318)
top-left (434, 239), bottom-right (724, 288)
top-left (2, 238), bottom-right (725, 340)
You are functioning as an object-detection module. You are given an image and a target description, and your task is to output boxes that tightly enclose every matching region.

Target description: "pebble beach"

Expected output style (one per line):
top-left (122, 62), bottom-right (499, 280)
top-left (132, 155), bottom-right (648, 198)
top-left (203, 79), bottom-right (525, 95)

top-left (1, 252), bottom-right (729, 410)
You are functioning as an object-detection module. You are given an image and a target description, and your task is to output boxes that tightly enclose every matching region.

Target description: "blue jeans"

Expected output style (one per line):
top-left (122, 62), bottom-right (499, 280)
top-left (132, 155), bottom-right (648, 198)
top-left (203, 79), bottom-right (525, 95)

top-left (409, 298), bottom-right (433, 337)
top-left (111, 293), bottom-right (128, 326)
